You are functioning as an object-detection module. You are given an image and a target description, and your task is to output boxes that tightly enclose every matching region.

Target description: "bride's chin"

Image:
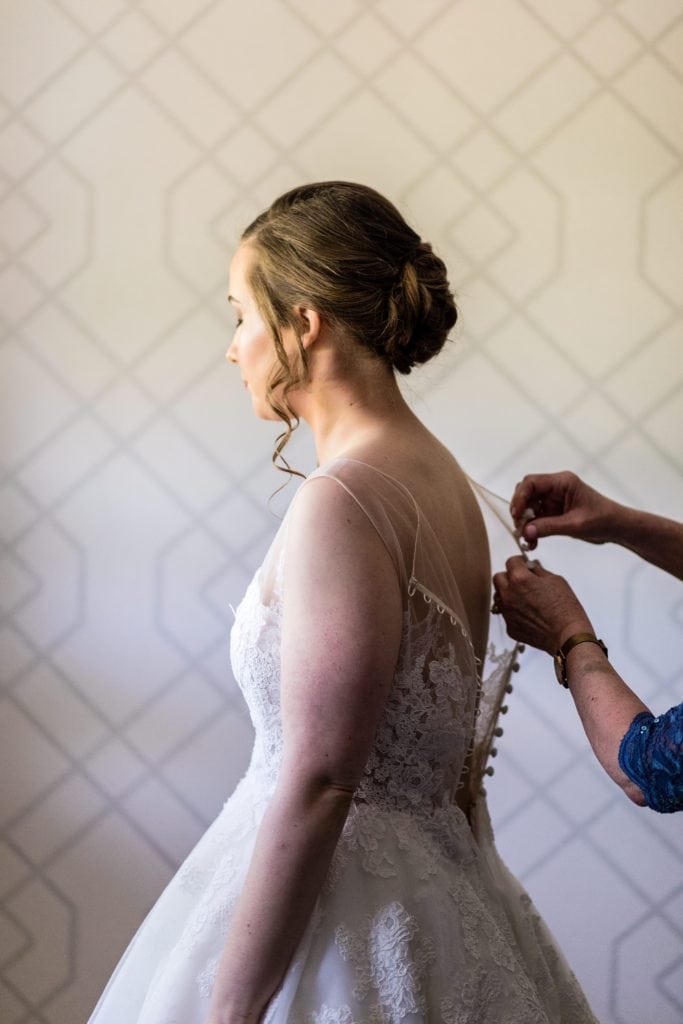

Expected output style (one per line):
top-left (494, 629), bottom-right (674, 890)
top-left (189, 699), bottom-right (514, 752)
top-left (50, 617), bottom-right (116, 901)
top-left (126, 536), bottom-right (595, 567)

top-left (254, 388), bottom-right (303, 423)
top-left (251, 397), bottom-right (282, 422)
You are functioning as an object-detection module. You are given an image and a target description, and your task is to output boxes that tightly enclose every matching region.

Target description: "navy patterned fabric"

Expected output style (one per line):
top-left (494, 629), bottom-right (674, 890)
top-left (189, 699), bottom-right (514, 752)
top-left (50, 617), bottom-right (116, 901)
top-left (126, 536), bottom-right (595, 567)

top-left (618, 703), bottom-right (683, 814)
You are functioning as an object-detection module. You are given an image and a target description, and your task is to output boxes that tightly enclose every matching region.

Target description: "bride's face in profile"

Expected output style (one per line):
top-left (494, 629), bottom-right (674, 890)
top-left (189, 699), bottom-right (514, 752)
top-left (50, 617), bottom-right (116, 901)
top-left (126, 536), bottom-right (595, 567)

top-left (226, 244), bottom-right (281, 421)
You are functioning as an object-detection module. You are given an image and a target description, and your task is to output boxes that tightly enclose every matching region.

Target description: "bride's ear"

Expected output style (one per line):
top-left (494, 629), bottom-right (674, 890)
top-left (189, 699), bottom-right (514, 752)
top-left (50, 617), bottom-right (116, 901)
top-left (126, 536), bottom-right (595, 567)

top-left (295, 307), bottom-right (322, 351)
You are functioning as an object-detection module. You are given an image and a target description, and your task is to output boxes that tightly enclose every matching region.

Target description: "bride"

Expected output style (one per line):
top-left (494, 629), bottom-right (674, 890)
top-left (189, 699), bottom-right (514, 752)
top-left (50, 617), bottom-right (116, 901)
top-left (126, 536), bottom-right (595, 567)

top-left (89, 182), bottom-right (597, 1023)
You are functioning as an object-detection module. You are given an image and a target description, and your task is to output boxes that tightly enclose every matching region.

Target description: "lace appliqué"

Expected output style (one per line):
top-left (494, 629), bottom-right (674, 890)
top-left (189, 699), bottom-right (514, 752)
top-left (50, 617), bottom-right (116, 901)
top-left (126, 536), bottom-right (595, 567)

top-left (324, 801), bottom-right (474, 906)
top-left (304, 1007), bottom-right (354, 1024)
top-left (334, 807), bottom-right (397, 881)
top-left (197, 955), bottom-right (220, 999)
top-left (178, 854), bottom-right (239, 958)
top-left (440, 965), bottom-right (504, 1024)
top-left (355, 604), bottom-right (476, 821)
top-left (298, 1006), bottom-right (385, 1024)
top-left (518, 892), bottom-right (595, 1020)
top-left (230, 567), bottom-right (284, 785)
top-left (335, 901), bottom-right (436, 1017)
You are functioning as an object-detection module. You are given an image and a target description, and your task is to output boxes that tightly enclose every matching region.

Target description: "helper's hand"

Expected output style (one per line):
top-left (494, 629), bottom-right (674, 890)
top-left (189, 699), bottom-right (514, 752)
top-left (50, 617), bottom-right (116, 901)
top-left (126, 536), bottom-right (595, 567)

top-left (492, 556), bottom-right (593, 654)
top-left (510, 471), bottom-right (620, 550)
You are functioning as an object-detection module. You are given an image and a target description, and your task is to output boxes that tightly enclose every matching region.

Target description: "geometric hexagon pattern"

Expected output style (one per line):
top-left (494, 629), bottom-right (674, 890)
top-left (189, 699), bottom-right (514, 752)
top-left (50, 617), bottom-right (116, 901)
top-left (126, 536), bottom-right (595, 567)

top-left (1, 3), bottom-right (681, 1022)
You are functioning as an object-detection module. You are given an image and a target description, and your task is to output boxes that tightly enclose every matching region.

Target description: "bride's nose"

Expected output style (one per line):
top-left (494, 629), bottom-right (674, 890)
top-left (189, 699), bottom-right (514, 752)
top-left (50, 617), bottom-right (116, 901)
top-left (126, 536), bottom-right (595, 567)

top-left (225, 339), bottom-right (239, 364)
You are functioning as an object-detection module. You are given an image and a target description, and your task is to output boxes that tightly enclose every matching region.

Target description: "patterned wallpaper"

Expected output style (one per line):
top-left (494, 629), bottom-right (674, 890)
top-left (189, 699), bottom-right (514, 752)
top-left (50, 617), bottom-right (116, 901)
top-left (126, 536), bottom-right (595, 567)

top-left (1, 2), bottom-right (681, 1022)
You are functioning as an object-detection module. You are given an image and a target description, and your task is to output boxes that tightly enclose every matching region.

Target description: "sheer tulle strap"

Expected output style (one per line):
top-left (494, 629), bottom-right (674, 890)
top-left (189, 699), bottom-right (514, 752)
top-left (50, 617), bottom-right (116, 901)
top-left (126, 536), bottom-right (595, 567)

top-left (298, 459), bottom-right (426, 592)
top-left (323, 456), bottom-right (424, 581)
top-left (295, 469), bottom-right (407, 588)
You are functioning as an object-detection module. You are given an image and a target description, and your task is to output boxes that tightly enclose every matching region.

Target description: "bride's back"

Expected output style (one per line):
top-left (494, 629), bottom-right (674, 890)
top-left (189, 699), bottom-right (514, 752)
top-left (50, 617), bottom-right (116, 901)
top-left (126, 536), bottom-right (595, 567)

top-left (342, 427), bottom-right (492, 668)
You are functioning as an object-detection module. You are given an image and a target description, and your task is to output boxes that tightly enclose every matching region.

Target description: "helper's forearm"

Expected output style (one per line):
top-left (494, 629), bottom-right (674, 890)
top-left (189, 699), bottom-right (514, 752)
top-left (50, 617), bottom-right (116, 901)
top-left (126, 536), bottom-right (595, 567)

top-left (566, 644), bottom-right (651, 804)
top-left (208, 773), bottom-right (353, 1022)
top-left (611, 506), bottom-right (683, 580)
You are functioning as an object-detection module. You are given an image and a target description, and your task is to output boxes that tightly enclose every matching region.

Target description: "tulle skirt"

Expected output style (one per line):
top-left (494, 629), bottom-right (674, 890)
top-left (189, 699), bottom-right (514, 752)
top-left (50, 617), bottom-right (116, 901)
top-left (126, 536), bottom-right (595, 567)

top-left (88, 763), bottom-right (597, 1024)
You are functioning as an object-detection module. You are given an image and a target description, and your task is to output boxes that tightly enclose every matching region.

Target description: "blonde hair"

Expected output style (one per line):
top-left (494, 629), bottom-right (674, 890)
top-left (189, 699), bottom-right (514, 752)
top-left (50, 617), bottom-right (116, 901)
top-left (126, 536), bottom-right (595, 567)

top-left (241, 181), bottom-right (458, 476)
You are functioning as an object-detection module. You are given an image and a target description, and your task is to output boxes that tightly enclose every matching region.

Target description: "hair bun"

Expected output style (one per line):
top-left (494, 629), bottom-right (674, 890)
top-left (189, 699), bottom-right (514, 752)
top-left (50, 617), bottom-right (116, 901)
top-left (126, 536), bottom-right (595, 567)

top-left (383, 241), bottom-right (458, 374)
top-left (243, 181), bottom-right (458, 380)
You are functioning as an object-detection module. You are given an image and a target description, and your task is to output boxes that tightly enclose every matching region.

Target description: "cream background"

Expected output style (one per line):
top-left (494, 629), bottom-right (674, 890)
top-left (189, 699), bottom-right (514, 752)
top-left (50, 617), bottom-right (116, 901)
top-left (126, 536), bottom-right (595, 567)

top-left (1, 1), bottom-right (682, 1022)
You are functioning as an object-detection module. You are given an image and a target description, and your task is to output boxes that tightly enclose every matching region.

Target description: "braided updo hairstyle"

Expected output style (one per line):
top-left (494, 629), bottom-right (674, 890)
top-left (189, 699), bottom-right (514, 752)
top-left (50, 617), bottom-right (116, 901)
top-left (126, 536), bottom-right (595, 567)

top-left (240, 181), bottom-right (458, 474)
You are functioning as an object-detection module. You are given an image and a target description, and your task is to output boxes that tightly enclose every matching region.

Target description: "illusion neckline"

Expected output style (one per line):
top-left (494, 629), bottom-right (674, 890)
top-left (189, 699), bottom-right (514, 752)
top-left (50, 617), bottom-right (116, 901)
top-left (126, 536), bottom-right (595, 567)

top-left (304, 457), bottom-right (476, 649)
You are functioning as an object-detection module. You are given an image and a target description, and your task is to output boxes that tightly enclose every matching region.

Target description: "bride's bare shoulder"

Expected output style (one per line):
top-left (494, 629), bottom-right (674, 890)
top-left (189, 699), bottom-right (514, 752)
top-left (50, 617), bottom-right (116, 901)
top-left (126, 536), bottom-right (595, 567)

top-left (337, 430), bottom-right (470, 502)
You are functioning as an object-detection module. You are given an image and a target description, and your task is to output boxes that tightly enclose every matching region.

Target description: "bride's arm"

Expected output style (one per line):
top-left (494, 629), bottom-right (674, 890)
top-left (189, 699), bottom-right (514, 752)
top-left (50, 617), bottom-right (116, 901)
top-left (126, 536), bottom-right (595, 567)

top-left (206, 477), bottom-right (403, 1024)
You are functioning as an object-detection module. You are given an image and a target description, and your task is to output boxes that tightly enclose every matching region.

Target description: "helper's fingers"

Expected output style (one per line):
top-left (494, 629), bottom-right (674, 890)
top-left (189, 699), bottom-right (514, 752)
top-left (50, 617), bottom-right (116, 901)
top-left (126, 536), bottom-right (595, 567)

top-left (510, 472), bottom-right (574, 519)
top-left (492, 570), bottom-right (507, 596)
top-left (526, 512), bottom-right (578, 541)
top-left (510, 474), bottom-right (549, 518)
top-left (503, 555), bottom-right (549, 583)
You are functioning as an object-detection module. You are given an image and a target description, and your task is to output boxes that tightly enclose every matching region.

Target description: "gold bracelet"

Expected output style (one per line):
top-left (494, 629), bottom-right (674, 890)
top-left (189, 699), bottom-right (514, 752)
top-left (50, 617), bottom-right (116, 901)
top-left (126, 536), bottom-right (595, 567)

top-left (553, 632), bottom-right (608, 688)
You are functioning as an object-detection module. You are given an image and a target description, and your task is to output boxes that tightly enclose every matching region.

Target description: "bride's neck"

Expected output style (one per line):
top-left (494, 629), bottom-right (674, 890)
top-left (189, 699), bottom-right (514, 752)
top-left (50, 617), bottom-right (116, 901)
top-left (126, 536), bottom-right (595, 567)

top-left (293, 358), bottom-right (416, 467)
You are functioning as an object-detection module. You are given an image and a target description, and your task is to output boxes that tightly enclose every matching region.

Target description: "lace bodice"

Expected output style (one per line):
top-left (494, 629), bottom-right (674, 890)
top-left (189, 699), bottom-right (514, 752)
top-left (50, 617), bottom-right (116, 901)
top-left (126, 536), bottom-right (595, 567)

top-left (231, 558), bottom-right (478, 815)
top-left (230, 458), bottom-right (505, 821)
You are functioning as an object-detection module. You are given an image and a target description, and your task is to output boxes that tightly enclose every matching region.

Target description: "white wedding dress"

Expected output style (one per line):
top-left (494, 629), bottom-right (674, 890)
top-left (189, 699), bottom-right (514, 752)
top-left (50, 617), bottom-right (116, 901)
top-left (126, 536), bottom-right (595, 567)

top-left (88, 458), bottom-right (598, 1024)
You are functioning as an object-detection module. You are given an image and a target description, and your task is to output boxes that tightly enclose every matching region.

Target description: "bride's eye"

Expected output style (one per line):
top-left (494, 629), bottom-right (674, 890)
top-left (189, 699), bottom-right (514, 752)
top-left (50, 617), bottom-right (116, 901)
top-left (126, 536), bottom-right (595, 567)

top-left (235, 318), bottom-right (243, 329)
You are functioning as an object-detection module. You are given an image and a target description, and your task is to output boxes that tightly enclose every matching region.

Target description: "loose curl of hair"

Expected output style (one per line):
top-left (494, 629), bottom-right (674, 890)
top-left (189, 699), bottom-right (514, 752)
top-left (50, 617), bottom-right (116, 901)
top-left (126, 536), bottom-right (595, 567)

top-left (240, 181), bottom-right (458, 478)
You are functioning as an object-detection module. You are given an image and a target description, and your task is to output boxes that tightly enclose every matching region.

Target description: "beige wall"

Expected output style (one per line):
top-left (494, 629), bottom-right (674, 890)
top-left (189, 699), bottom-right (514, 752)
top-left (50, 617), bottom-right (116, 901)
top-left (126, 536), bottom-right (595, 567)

top-left (1, 2), bottom-right (682, 1022)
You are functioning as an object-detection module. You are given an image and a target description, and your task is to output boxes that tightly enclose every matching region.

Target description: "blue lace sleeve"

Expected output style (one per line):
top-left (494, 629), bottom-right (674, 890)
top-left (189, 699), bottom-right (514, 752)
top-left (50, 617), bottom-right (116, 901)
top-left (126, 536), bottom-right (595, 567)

top-left (618, 703), bottom-right (683, 813)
